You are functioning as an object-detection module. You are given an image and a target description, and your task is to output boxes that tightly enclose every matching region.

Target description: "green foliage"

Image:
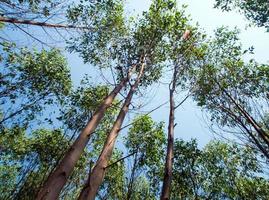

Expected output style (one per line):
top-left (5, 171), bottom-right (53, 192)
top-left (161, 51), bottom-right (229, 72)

top-left (190, 27), bottom-right (269, 157)
top-left (0, 46), bottom-right (71, 126)
top-left (60, 77), bottom-right (111, 132)
top-left (67, 0), bottom-right (192, 89)
top-left (172, 139), bottom-right (269, 200)
top-left (125, 115), bottom-right (166, 196)
top-left (214, 0), bottom-right (269, 30)
top-left (1, 0), bottom-right (63, 16)
top-left (0, 127), bottom-right (92, 200)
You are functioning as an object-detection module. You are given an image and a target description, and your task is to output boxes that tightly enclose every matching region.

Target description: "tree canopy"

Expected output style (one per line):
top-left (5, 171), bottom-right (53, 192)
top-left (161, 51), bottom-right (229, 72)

top-left (0, 0), bottom-right (269, 199)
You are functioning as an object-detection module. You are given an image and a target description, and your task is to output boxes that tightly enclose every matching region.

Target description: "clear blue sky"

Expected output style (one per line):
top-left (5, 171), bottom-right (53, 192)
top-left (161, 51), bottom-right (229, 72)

top-left (66, 0), bottom-right (269, 147)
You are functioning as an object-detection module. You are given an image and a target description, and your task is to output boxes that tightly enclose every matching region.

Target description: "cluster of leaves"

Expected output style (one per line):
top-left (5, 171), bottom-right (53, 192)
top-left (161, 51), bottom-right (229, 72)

top-left (0, 127), bottom-right (88, 199)
top-left (189, 26), bottom-right (269, 157)
top-left (214, 0), bottom-right (269, 30)
top-left (0, 0), bottom-right (64, 17)
top-left (172, 139), bottom-right (269, 200)
top-left (0, 44), bottom-right (71, 127)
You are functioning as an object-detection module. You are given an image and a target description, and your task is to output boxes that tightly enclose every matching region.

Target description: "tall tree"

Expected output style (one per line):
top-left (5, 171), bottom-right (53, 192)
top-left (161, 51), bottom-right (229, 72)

top-left (37, 1), bottom-right (138, 198)
top-left (78, 59), bottom-right (146, 200)
top-left (158, 3), bottom-right (207, 198)
top-left (190, 27), bottom-right (269, 160)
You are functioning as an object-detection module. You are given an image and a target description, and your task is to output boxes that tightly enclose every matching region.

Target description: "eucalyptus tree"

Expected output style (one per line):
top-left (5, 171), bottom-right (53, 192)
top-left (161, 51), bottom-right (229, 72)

top-left (156, 3), bottom-right (207, 198)
top-left (172, 139), bottom-right (269, 200)
top-left (38, 0), bottom-right (177, 198)
top-left (36, 1), bottom-right (133, 198)
top-left (0, 45), bottom-right (71, 128)
top-left (76, 0), bottom-right (184, 198)
top-left (214, 0), bottom-right (269, 30)
top-left (124, 115), bottom-right (166, 200)
top-left (190, 27), bottom-right (269, 160)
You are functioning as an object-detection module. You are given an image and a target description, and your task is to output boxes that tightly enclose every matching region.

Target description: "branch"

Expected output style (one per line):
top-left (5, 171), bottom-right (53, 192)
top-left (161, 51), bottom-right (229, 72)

top-left (175, 94), bottom-right (190, 110)
top-left (105, 151), bottom-right (138, 169)
top-left (119, 100), bottom-right (169, 131)
top-left (0, 16), bottom-right (91, 30)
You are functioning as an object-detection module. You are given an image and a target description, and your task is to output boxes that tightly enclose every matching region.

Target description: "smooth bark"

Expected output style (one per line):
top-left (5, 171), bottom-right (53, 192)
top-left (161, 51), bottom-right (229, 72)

top-left (161, 65), bottom-right (177, 200)
top-left (36, 72), bottom-right (132, 200)
top-left (78, 63), bottom-right (145, 200)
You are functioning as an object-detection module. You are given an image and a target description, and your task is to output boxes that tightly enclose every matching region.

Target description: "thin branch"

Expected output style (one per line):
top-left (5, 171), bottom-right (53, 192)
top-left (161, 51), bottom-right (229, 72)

top-left (105, 151), bottom-right (138, 169)
top-left (119, 100), bottom-right (169, 131)
top-left (0, 16), bottom-right (91, 30)
top-left (175, 94), bottom-right (190, 110)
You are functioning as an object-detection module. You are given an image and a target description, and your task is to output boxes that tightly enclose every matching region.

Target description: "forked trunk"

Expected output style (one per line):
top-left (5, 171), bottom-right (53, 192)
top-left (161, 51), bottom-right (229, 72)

top-left (78, 63), bottom-right (145, 200)
top-left (36, 70), bottom-right (133, 200)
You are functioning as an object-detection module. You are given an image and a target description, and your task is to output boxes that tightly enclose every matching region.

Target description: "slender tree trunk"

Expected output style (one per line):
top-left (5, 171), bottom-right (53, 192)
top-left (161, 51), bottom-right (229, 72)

top-left (161, 66), bottom-right (177, 200)
top-left (78, 63), bottom-right (145, 200)
top-left (220, 105), bottom-right (269, 160)
top-left (36, 71), bottom-right (133, 200)
top-left (126, 152), bottom-right (138, 200)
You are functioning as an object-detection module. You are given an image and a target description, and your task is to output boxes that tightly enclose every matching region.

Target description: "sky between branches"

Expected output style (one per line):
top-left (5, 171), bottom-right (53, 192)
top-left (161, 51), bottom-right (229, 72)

top-left (64, 0), bottom-right (269, 147)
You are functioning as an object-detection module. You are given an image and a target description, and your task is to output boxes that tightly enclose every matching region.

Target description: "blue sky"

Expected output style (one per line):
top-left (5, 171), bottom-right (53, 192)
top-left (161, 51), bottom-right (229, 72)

top-left (66, 0), bottom-right (269, 147)
top-left (3, 0), bottom-right (264, 147)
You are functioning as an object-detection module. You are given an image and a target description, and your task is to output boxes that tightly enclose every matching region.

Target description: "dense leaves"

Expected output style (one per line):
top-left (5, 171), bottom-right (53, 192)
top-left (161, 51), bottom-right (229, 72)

top-left (0, 46), bottom-right (71, 127)
top-left (190, 27), bottom-right (269, 159)
top-left (172, 139), bottom-right (269, 200)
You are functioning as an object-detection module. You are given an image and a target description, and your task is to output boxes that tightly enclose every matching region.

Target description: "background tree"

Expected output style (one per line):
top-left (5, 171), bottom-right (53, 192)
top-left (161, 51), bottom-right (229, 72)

top-left (0, 45), bottom-right (71, 128)
top-left (172, 139), bottom-right (269, 200)
top-left (124, 115), bottom-right (166, 199)
top-left (214, 0), bottom-right (269, 31)
top-left (190, 27), bottom-right (269, 160)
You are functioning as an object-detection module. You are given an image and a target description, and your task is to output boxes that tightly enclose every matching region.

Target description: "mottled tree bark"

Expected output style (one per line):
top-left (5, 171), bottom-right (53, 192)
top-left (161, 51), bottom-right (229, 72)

top-left (78, 63), bottom-right (145, 200)
top-left (36, 70), bottom-right (134, 200)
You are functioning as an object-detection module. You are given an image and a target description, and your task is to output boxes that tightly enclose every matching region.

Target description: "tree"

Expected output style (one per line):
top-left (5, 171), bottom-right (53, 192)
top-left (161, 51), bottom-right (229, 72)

top-left (157, 2), bottom-right (207, 198)
top-left (36, 1), bottom-right (138, 198)
top-left (171, 139), bottom-right (269, 199)
top-left (0, 45), bottom-right (71, 128)
top-left (214, 0), bottom-right (269, 30)
top-left (75, 0), bottom-right (188, 198)
top-left (190, 27), bottom-right (269, 160)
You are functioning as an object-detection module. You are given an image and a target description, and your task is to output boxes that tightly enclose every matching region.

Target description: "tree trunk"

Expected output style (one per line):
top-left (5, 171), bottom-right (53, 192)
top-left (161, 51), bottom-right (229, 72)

top-left (126, 152), bottom-right (138, 200)
top-left (36, 73), bottom-right (132, 200)
top-left (78, 63), bottom-right (145, 200)
top-left (161, 66), bottom-right (177, 200)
